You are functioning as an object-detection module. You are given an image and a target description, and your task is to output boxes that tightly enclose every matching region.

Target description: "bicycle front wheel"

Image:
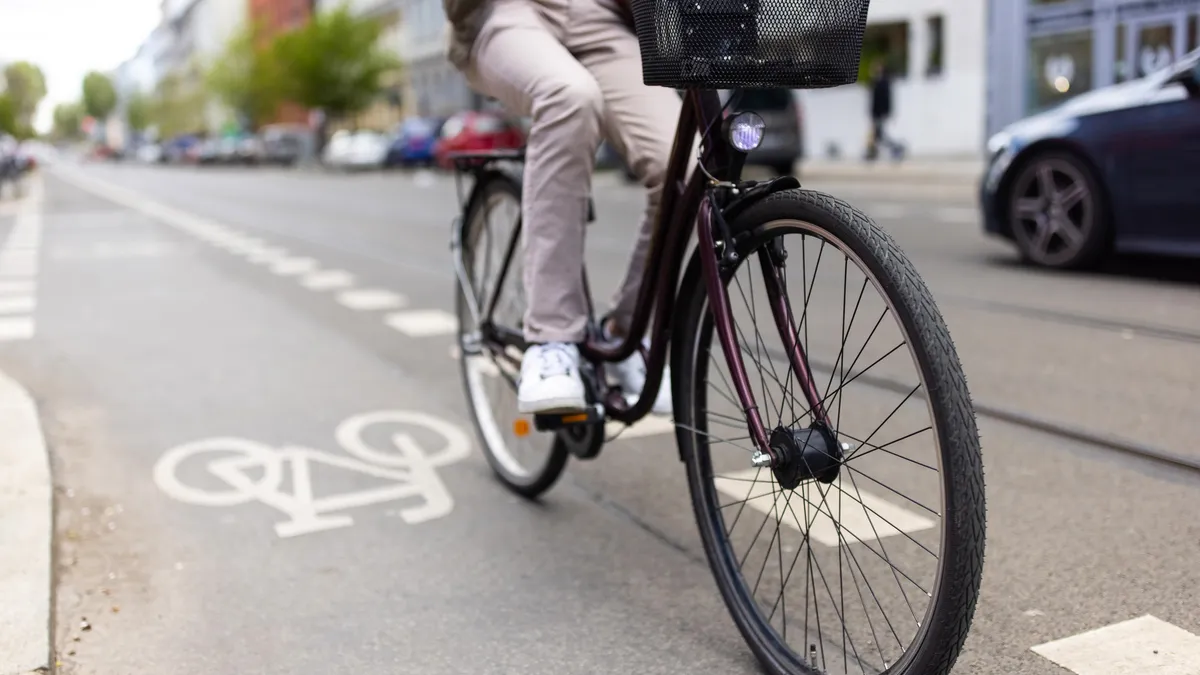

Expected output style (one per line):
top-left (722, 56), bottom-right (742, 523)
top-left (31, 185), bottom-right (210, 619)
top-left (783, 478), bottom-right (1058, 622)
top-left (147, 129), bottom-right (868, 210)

top-left (672, 189), bottom-right (986, 675)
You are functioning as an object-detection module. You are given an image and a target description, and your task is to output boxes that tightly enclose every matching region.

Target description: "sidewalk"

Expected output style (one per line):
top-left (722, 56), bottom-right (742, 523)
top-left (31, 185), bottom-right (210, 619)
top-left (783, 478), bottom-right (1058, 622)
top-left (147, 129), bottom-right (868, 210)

top-left (799, 157), bottom-right (986, 185)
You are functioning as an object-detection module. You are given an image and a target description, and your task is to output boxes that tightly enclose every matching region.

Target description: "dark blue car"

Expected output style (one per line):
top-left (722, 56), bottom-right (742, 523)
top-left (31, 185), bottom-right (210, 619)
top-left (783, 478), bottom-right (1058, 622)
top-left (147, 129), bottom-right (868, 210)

top-left (981, 48), bottom-right (1200, 269)
top-left (384, 117), bottom-right (442, 168)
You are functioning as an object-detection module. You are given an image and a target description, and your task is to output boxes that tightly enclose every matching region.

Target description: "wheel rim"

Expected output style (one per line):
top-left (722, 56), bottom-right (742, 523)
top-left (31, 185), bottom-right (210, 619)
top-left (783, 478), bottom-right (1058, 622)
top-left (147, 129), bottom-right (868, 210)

top-left (1009, 157), bottom-right (1095, 266)
top-left (457, 188), bottom-right (559, 484)
top-left (689, 220), bottom-right (952, 674)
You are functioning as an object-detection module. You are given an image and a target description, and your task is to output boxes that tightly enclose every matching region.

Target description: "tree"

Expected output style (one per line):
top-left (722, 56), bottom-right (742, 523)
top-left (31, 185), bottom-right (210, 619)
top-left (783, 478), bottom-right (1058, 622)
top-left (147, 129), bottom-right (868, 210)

top-left (206, 20), bottom-right (284, 131)
top-left (0, 94), bottom-right (16, 136)
top-left (149, 70), bottom-right (206, 138)
top-left (2, 62), bottom-right (47, 129)
top-left (51, 102), bottom-right (85, 140)
top-left (271, 6), bottom-right (401, 142)
top-left (81, 71), bottom-right (118, 121)
top-left (127, 91), bottom-right (153, 132)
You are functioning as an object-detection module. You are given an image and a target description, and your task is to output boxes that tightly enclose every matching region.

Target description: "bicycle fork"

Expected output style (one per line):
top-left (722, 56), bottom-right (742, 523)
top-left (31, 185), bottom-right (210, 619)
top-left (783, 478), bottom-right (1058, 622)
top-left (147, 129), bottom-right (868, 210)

top-left (695, 197), bottom-right (831, 469)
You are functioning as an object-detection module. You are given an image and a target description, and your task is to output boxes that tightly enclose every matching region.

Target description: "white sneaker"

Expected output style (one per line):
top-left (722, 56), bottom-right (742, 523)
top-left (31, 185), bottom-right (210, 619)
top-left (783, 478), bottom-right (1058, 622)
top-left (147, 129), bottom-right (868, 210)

top-left (607, 332), bottom-right (673, 416)
top-left (517, 342), bottom-right (588, 414)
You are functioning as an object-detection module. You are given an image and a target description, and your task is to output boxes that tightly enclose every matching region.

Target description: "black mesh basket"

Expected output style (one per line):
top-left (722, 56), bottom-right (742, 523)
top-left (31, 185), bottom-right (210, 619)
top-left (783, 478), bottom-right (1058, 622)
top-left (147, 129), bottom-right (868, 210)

top-left (631, 0), bottom-right (872, 90)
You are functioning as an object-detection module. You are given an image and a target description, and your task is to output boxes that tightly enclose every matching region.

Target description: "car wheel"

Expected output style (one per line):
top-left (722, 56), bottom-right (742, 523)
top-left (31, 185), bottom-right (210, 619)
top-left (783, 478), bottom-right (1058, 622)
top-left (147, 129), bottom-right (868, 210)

top-left (1007, 151), bottom-right (1109, 269)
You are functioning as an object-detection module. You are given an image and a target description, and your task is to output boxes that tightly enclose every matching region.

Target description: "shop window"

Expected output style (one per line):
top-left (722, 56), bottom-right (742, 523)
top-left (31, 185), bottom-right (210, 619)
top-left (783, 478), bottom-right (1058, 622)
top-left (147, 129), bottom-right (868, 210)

top-left (926, 15), bottom-right (944, 77)
top-left (1027, 29), bottom-right (1093, 112)
top-left (860, 21), bottom-right (910, 80)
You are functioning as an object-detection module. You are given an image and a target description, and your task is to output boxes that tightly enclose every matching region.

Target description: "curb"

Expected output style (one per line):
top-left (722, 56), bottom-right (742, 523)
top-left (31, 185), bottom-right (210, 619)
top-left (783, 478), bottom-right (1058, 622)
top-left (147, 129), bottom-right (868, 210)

top-left (0, 369), bottom-right (51, 675)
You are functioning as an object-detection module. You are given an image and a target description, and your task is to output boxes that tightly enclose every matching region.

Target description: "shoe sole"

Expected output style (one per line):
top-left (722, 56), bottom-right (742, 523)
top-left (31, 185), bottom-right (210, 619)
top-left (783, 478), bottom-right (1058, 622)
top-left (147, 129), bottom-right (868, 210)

top-left (517, 397), bottom-right (589, 415)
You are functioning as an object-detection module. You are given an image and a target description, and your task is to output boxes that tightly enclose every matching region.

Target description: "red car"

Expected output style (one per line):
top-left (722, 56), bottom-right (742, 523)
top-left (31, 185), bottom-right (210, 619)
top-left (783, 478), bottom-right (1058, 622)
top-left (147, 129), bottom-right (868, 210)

top-left (433, 111), bottom-right (525, 169)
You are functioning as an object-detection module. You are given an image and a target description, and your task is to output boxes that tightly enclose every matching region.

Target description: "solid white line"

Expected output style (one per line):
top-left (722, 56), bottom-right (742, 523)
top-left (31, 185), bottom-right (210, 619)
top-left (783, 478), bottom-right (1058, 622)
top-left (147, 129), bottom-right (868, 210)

top-left (1031, 615), bottom-right (1200, 675)
top-left (0, 369), bottom-right (51, 674)
top-left (384, 309), bottom-right (458, 337)
top-left (337, 289), bottom-right (407, 311)
top-left (270, 257), bottom-right (319, 276)
top-left (712, 467), bottom-right (936, 548)
top-left (0, 316), bottom-right (34, 341)
top-left (0, 296), bottom-right (34, 314)
top-left (300, 269), bottom-right (356, 291)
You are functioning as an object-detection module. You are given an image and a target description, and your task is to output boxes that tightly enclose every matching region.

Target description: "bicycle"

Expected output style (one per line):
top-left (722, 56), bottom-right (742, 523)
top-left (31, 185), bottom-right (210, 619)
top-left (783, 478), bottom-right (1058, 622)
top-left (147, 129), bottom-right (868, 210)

top-left (449, 2), bottom-right (986, 673)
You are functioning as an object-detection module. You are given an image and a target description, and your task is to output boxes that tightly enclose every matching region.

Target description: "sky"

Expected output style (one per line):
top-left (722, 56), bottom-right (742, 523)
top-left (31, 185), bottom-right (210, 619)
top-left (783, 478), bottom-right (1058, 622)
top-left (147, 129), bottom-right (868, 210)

top-left (0, 0), bottom-right (162, 133)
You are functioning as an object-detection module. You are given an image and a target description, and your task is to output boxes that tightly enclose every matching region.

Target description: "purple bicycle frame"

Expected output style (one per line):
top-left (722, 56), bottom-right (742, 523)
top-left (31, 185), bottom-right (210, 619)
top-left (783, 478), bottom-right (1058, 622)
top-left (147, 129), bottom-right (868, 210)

top-left (569, 89), bottom-right (831, 462)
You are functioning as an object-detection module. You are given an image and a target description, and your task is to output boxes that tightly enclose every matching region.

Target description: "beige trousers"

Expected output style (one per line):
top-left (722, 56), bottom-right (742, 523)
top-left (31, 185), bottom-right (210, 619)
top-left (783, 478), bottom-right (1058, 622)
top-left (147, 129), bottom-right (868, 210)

top-left (462, 0), bottom-right (683, 343)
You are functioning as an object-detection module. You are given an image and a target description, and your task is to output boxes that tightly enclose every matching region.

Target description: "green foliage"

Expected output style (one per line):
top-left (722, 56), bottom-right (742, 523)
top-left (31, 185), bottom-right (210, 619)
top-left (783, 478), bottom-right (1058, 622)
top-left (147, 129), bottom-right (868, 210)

top-left (2, 61), bottom-right (47, 127)
top-left (149, 70), bottom-right (208, 138)
top-left (127, 91), bottom-right (153, 132)
top-left (206, 20), bottom-right (283, 130)
top-left (270, 5), bottom-right (401, 120)
top-left (51, 101), bottom-right (85, 140)
top-left (0, 94), bottom-right (15, 136)
top-left (82, 71), bottom-right (118, 121)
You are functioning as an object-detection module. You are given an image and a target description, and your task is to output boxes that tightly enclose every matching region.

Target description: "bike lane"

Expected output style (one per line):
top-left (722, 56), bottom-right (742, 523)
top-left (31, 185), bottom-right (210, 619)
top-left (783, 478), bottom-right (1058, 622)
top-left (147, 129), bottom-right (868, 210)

top-left (10, 173), bottom-right (759, 674)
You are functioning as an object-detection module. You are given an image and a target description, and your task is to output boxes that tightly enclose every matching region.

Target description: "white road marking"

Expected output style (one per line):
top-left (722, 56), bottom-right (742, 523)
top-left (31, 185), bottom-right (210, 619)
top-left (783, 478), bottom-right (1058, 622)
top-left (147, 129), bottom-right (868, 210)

top-left (0, 368), bottom-right (52, 674)
top-left (712, 467), bottom-right (936, 548)
top-left (0, 281), bottom-right (33, 294)
top-left (385, 309), bottom-right (458, 337)
top-left (245, 246), bottom-right (290, 265)
top-left (1031, 615), bottom-right (1200, 675)
top-left (337, 289), bottom-right (407, 311)
top-left (0, 296), bottom-right (35, 314)
top-left (153, 410), bottom-right (471, 537)
top-left (270, 257), bottom-right (319, 276)
top-left (0, 255), bottom-right (36, 277)
top-left (935, 207), bottom-right (978, 223)
top-left (0, 317), bottom-right (34, 341)
top-left (300, 269), bottom-right (356, 290)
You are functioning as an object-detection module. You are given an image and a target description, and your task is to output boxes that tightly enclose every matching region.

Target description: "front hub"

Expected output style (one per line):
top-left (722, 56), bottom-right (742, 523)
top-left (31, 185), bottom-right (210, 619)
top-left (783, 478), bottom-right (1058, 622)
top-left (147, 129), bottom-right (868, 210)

top-left (769, 424), bottom-right (842, 490)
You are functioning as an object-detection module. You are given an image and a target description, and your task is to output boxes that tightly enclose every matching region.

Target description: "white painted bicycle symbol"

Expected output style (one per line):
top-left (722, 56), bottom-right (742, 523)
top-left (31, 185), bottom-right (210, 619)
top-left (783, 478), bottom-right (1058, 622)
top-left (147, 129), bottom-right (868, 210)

top-left (153, 410), bottom-right (471, 538)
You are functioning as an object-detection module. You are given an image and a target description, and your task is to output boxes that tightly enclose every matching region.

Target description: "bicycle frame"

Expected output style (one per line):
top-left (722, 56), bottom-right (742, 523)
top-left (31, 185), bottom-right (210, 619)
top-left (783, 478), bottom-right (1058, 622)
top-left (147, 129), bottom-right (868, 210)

top-left (458, 88), bottom-right (830, 463)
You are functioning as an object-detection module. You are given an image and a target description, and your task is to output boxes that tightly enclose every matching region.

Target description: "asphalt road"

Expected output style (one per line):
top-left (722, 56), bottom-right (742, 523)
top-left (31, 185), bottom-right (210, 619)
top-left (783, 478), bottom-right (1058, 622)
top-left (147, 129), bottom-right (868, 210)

top-left (2, 160), bottom-right (1199, 675)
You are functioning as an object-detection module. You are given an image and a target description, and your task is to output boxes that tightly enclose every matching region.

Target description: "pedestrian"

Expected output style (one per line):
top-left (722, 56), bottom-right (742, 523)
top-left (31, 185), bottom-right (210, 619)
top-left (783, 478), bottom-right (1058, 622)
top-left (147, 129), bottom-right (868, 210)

top-left (866, 61), bottom-right (905, 162)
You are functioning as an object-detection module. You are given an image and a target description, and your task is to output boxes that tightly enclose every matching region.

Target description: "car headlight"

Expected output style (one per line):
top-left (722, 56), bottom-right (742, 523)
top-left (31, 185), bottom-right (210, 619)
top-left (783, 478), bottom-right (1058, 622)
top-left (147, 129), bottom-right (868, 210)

top-left (986, 131), bottom-right (1012, 155)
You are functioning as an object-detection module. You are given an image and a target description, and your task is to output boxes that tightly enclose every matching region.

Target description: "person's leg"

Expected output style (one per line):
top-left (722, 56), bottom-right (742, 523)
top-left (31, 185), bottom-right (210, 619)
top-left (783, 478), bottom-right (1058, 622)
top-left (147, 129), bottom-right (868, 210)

top-left (465, 3), bottom-right (606, 413)
top-left (567, 0), bottom-right (684, 414)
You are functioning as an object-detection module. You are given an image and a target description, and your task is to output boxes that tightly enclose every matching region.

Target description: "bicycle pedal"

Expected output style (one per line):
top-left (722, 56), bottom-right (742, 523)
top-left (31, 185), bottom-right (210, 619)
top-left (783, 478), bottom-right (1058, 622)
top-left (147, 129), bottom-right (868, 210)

top-left (533, 404), bottom-right (604, 432)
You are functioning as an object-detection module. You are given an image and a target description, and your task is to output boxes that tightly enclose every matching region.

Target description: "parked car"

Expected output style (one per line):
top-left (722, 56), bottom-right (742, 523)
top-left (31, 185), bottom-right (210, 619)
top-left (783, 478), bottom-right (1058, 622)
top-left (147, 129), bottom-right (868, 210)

top-left (385, 117), bottom-right (443, 168)
top-left (260, 124), bottom-right (309, 166)
top-left (433, 111), bottom-right (524, 169)
top-left (981, 47), bottom-right (1200, 269)
top-left (324, 129), bottom-right (390, 170)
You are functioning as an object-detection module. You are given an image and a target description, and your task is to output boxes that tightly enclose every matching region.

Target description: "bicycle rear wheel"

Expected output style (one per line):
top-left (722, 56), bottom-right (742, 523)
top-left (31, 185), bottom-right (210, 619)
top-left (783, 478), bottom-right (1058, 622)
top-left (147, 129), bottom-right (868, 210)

top-left (673, 189), bottom-right (985, 675)
top-left (455, 172), bottom-right (569, 499)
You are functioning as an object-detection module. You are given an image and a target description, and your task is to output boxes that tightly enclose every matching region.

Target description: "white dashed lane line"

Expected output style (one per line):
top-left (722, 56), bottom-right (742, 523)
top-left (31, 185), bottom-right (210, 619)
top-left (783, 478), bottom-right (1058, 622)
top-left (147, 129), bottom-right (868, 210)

top-left (0, 177), bottom-right (42, 342)
top-left (337, 289), bottom-right (407, 311)
top-left (300, 269), bottom-right (357, 291)
top-left (270, 257), bottom-right (319, 276)
top-left (1031, 615), bottom-right (1200, 675)
top-left (0, 296), bottom-right (35, 314)
top-left (385, 309), bottom-right (458, 337)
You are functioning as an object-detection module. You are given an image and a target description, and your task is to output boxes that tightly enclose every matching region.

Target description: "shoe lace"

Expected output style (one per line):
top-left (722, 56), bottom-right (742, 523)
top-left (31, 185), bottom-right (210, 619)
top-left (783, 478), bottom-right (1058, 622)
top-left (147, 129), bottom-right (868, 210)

top-left (536, 343), bottom-right (576, 379)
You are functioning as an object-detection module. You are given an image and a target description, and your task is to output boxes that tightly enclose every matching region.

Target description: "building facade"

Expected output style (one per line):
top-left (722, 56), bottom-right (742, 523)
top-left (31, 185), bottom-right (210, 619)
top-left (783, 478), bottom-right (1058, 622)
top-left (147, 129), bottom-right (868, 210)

top-left (798, 0), bottom-right (988, 159)
top-left (400, 0), bottom-right (478, 119)
top-left (987, 0), bottom-right (1200, 139)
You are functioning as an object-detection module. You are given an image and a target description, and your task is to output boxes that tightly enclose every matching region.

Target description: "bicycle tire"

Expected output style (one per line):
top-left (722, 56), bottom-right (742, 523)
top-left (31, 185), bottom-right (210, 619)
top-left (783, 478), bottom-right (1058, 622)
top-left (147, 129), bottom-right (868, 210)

top-left (455, 172), bottom-right (570, 499)
top-left (671, 188), bottom-right (986, 675)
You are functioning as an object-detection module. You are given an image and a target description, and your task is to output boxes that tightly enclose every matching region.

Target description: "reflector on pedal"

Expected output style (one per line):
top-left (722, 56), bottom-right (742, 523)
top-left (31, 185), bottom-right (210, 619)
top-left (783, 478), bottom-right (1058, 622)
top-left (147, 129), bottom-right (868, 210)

top-left (560, 413), bottom-right (589, 424)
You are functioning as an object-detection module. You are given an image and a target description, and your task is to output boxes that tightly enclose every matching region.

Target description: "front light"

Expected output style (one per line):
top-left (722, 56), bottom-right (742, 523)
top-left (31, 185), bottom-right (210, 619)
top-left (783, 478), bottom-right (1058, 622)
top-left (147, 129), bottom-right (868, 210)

top-left (986, 131), bottom-right (1011, 155)
top-left (727, 112), bottom-right (765, 152)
